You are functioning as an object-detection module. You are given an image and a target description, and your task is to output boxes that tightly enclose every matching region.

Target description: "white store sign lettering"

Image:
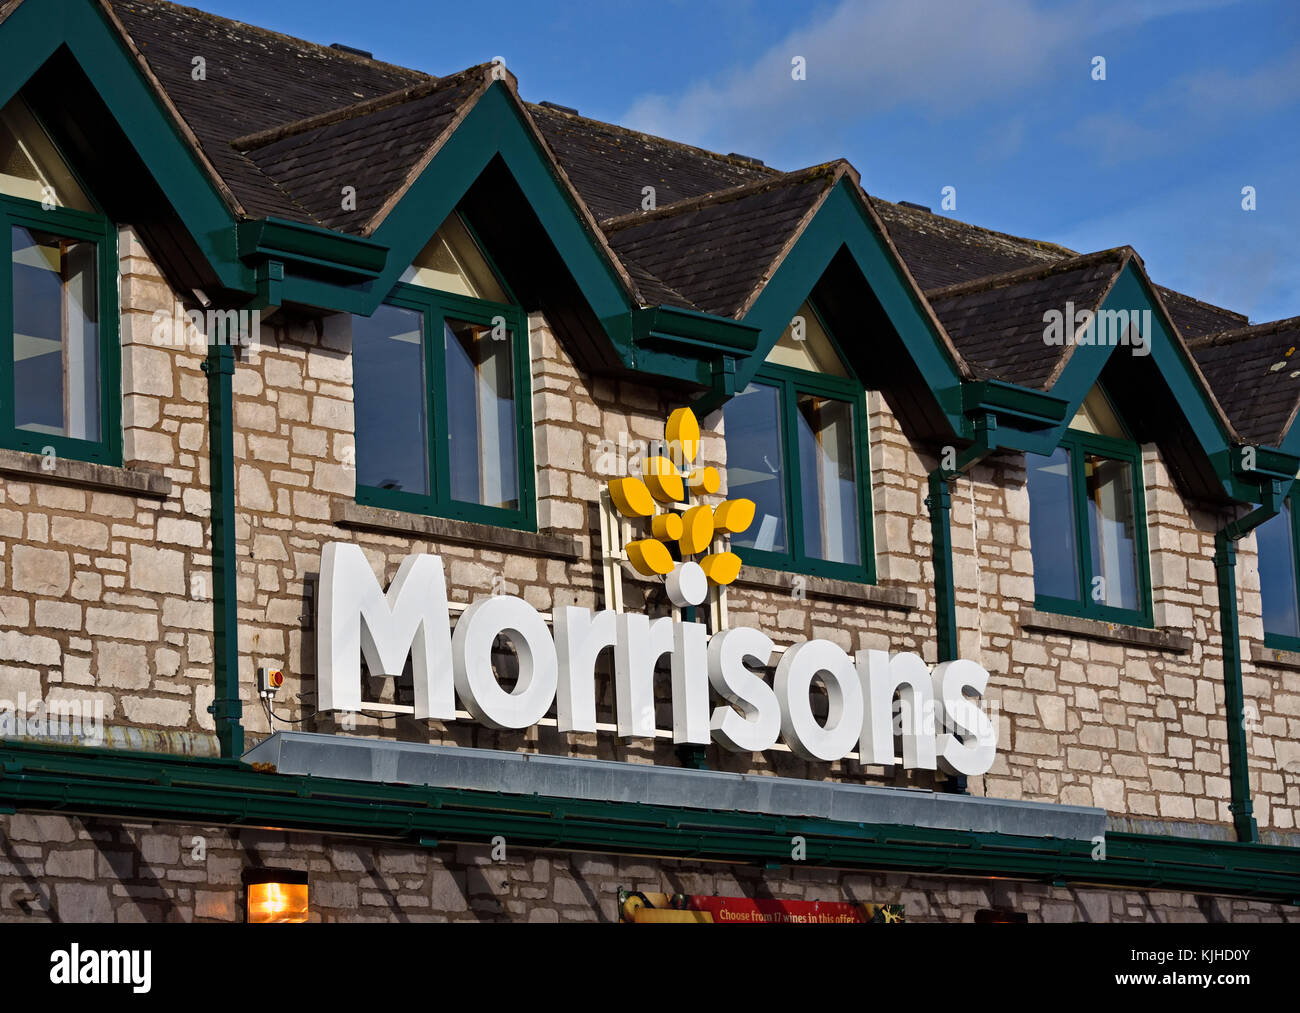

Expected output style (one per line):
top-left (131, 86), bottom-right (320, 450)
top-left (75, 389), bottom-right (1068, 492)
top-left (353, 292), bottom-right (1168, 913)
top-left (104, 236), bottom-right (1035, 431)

top-left (316, 542), bottom-right (998, 775)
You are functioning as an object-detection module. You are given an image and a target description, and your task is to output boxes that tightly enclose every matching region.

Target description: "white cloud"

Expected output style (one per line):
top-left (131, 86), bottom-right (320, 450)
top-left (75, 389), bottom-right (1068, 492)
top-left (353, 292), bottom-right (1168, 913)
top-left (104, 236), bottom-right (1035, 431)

top-left (619, 0), bottom-right (1252, 159)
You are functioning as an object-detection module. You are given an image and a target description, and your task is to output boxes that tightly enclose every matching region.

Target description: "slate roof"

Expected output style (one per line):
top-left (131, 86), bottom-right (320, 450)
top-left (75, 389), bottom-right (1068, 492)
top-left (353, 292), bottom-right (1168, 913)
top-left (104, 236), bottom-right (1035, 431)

top-left (106, 0), bottom-right (431, 219)
top-left (1188, 318), bottom-right (1300, 447)
top-left (528, 103), bottom-right (776, 223)
top-left (602, 164), bottom-right (844, 318)
top-left (81, 1), bottom-right (1289, 443)
top-left (236, 67), bottom-right (490, 233)
top-left (925, 249), bottom-right (1131, 390)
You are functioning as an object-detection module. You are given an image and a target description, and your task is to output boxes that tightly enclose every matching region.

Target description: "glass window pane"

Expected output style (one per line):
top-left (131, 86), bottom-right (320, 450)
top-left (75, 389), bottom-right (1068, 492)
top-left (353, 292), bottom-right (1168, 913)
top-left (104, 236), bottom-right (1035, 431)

top-left (1085, 454), bottom-right (1141, 611)
top-left (12, 225), bottom-right (99, 442)
top-left (722, 383), bottom-right (789, 554)
top-left (1027, 447), bottom-right (1080, 601)
top-left (765, 301), bottom-right (849, 377)
top-left (445, 318), bottom-right (519, 510)
top-left (1257, 501), bottom-right (1300, 640)
top-left (0, 99), bottom-right (94, 212)
top-left (352, 304), bottom-right (429, 495)
top-left (796, 393), bottom-right (861, 564)
top-left (400, 213), bottom-right (508, 303)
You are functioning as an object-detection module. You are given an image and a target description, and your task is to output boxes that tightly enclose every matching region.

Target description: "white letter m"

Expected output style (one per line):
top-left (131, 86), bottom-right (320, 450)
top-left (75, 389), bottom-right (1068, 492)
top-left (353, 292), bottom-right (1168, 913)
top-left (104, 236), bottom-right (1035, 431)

top-left (317, 542), bottom-right (453, 720)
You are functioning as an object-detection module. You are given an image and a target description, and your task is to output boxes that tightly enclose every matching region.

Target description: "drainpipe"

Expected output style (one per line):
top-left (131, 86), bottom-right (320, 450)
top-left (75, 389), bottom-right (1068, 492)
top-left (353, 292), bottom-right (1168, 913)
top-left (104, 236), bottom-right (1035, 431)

top-left (925, 413), bottom-right (997, 793)
top-left (200, 265), bottom-right (283, 759)
top-left (1213, 475), bottom-right (1283, 843)
top-left (202, 333), bottom-right (243, 759)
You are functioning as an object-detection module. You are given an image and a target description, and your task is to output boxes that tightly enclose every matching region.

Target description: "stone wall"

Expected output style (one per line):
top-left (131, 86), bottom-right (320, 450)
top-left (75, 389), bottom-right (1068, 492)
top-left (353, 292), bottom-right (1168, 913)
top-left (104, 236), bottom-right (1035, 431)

top-left (2, 222), bottom-right (1299, 852)
top-left (0, 227), bottom-right (217, 743)
top-left (0, 814), bottom-right (1293, 923)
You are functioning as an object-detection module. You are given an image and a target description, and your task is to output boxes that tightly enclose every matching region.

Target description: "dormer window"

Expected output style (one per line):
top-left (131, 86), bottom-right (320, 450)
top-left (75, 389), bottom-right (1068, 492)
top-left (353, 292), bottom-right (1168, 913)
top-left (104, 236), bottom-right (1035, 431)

top-left (1026, 384), bottom-right (1152, 625)
top-left (722, 300), bottom-right (873, 582)
top-left (346, 211), bottom-right (534, 529)
top-left (0, 97), bottom-right (118, 464)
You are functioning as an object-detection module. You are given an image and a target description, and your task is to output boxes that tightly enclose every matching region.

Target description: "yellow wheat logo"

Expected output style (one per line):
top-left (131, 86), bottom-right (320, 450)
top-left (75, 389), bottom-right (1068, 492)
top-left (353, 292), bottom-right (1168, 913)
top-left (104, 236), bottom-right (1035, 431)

top-left (606, 407), bottom-right (755, 607)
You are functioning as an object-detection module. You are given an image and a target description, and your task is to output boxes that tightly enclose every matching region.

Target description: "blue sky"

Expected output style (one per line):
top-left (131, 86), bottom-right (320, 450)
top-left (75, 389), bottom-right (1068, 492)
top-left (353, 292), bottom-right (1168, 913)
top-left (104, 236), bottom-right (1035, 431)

top-left (208, 0), bottom-right (1298, 324)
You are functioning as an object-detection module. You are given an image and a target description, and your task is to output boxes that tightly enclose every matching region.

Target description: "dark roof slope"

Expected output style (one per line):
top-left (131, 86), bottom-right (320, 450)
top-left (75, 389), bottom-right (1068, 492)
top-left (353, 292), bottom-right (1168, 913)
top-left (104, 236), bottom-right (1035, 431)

top-left (1155, 286), bottom-right (1249, 338)
top-left (870, 199), bottom-right (1075, 291)
top-left (93, 0), bottom-right (1271, 428)
top-left (238, 68), bottom-right (488, 233)
top-left (530, 103), bottom-right (776, 223)
top-left (603, 164), bottom-right (840, 317)
top-left (107, 0), bottom-right (430, 219)
top-left (1188, 317), bottom-right (1300, 446)
top-left (925, 250), bottom-right (1129, 390)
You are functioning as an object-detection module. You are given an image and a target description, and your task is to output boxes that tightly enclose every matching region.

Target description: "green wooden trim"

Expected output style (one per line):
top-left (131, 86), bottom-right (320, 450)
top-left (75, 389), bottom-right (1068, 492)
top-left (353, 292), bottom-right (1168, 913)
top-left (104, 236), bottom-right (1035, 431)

top-left (1263, 631), bottom-right (1300, 653)
top-left (737, 180), bottom-right (966, 435)
top-left (364, 84), bottom-right (631, 340)
top-left (0, 0), bottom-right (253, 292)
top-left (0, 193), bottom-right (121, 466)
top-left (1044, 262), bottom-right (1236, 496)
top-left (355, 282), bottom-right (537, 533)
top-left (236, 217), bottom-right (388, 279)
top-left (1, 740), bottom-right (1298, 903)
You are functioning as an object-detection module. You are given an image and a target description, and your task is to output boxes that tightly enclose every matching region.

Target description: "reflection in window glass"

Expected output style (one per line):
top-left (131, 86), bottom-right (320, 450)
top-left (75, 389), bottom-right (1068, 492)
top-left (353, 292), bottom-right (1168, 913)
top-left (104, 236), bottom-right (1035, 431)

top-left (1085, 454), bottom-right (1140, 611)
top-left (445, 318), bottom-right (518, 510)
top-left (1257, 501), bottom-right (1300, 640)
top-left (1027, 447), bottom-right (1079, 601)
top-left (722, 383), bottom-right (788, 554)
top-left (11, 226), bottom-right (99, 442)
top-left (352, 304), bottom-right (429, 495)
top-left (796, 393), bottom-right (860, 564)
top-left (400, 213), bottom-right (508, 303)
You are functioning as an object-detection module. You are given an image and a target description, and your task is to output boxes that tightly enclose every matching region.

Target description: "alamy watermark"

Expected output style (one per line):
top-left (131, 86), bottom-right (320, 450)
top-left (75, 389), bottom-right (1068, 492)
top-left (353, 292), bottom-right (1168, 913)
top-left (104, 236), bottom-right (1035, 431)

top-left (1043, 303), bottom-right (1150, 357)
top-left (150, 301), bottom-right (262, 353)
top-left (0, 693), bottom-right (105, 746)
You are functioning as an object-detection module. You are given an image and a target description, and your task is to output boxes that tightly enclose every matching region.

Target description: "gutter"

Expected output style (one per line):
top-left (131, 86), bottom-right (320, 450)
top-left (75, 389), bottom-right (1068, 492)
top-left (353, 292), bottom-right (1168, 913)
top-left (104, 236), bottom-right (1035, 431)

top-left (1, 741), bottom-right (1298, 904)
top-left (1213, 473), bottom-right (1286, 843)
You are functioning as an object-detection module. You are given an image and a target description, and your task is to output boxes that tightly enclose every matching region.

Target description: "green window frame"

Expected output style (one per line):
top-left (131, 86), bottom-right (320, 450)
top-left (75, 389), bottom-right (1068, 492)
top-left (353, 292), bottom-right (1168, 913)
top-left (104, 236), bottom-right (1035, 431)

top-left (723, 305), bottom-right (875, 584)
top-left (1257, 496), bottom-right (1300, 652)
top-left (353, 281), bottom-right (536, 531)
top-left (0, 191), bottom-right (120, 467)
top-left (1029, 425), bottom-right (1153, 627)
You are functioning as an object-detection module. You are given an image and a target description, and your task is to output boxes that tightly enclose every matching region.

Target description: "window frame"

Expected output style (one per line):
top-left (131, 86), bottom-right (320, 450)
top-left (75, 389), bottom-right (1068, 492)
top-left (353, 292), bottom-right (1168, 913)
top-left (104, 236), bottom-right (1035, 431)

top-left (1032, 425), bottom-right (1154, 627)
top-left (728, 303), bottom-right (876, 584)
top-left (1260, 495), bottom-right (1300, 653)
top-left (353, 281), bottom-right (536, 532)
top-left (0, 188), bottom-right (120, 467)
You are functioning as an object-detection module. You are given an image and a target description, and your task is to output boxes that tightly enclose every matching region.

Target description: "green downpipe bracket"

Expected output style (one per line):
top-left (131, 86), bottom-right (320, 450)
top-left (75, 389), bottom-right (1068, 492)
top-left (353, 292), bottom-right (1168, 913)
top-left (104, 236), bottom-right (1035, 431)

top-left (1213, 477), bottom-right (1284, 844)
top-left (201, 333), bottom-right (244, 759)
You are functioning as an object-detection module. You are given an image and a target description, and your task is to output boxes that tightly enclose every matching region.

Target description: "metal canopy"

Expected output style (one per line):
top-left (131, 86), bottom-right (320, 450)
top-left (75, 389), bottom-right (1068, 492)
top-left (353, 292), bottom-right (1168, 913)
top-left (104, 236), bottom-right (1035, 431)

top-left (244, 731), bottom-right (1105, 842)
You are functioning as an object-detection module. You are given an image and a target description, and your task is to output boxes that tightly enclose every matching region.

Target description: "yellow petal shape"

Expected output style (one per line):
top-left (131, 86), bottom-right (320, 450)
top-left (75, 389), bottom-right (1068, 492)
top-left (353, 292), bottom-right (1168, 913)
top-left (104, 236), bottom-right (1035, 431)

top-left (678, 503), bottom-right (715, 556)
top-left (609, 476), bottom-right (655, 517)
top-left (665, 407), bottom-right (700, 464)
top-left (713, 498), bottom-right (756, 535)
top-left (626, 538), bottom-right (675, 576)
top-left (688, 466), bottom-right (720, 495)
top-left (700, 551), bottom-right (742, 586)
top-left (643, 455), bottom-right (685, 503)
top-left (651, 512), bottom-right (684, 542)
